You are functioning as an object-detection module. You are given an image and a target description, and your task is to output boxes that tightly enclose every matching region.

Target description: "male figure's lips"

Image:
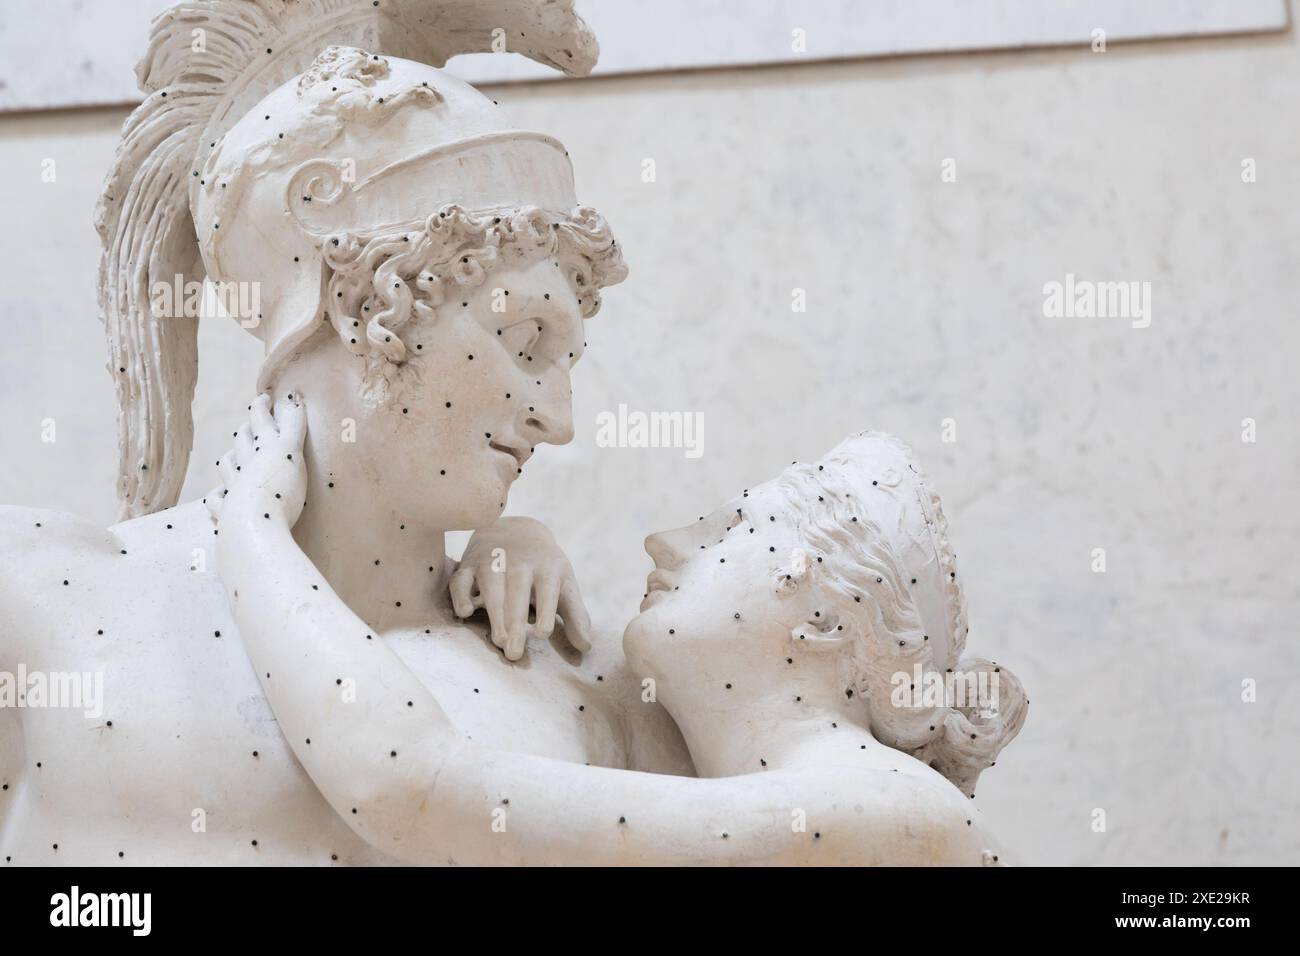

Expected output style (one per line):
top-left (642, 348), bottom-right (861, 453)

top-left (489, 441), bottom-right (529, 470)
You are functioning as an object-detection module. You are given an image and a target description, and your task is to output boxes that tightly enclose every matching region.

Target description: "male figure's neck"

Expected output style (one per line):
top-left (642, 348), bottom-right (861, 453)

top-left (291, 459), bottom-right (452, 632)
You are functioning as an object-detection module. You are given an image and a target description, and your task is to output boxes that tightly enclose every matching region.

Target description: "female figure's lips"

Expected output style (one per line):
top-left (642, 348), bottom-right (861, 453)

top-left (639, 588), bottom-right (670, 611)
top-left (639, 570), bottom-right (677, 611)
top-left (646, 568), bottom-right (676, 594)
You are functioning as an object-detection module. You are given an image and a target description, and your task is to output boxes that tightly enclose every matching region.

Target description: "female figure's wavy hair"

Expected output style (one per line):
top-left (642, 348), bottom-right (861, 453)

top-left (774, 431), bottom-right (1026, 796)
top-left (320, 203), bottom-right (625, 405)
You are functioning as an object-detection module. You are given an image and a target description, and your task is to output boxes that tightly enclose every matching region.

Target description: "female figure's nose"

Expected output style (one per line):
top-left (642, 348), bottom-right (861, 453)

top-left (644, 527), bottom-right (688, 570)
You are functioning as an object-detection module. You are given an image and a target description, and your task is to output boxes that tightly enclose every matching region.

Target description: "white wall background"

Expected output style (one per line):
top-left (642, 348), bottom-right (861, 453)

top-left (2, 0), bottom-right (1286, 108)
top-left (2, 14), bottom-right (1298, 865)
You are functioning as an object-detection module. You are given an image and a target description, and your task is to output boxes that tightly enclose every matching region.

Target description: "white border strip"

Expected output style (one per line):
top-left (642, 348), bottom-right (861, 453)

top-left (0, 0), bottom-right (1289, 112)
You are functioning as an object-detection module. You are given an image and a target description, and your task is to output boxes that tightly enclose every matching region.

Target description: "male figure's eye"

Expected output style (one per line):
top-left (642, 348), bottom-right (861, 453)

top-left (500, 319), bottom-right (542, 358)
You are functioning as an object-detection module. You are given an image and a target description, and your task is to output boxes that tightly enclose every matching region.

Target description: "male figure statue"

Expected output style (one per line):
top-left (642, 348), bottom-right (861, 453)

top-left (0, 0), bottom-right (689, 866)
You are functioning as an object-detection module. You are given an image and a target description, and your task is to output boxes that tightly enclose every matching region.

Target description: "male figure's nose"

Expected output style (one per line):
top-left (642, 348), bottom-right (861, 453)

top-left (519, 368), bottom-right (574, 446)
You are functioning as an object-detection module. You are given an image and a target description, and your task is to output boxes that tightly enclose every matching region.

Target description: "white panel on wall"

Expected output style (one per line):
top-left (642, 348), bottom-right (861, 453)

top-left (0, 0), bottom-right (1289, 112)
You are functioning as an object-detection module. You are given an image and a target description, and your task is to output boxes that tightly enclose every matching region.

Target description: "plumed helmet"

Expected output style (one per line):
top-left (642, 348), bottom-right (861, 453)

top-left (194, 47), bottom-right (581, 394)
top-left (97, 0), bottom-right (600, 519)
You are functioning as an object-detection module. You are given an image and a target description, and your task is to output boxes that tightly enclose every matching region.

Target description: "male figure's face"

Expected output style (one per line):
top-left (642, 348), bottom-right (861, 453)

top-left (362, 256), bottom-right (585, 531)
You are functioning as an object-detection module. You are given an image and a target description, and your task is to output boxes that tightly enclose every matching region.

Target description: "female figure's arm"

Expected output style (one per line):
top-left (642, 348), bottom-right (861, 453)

top-left (217, 397), bottom-right (983, 865)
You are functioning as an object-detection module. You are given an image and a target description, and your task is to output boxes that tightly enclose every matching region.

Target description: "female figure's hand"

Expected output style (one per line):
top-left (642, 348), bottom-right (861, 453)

top-left (449, 517), bottom-right (592, 661)
top-left (206, 393), bottom-right (308, 529)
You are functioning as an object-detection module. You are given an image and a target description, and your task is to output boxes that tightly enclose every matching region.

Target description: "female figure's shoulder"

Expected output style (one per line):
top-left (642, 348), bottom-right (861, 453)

top-left (795, 760), bottom-right (996, 866)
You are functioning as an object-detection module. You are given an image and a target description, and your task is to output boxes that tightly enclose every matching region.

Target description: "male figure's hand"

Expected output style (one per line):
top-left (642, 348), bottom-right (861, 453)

top-left (450, 517), bottom-right (591, 661)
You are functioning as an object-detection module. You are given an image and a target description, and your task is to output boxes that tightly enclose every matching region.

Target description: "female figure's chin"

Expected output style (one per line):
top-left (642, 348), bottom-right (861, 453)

top-left (621, 613), bottom-right (655, 669)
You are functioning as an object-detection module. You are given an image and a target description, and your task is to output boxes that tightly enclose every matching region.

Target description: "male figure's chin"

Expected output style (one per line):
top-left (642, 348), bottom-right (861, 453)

top-left (493, 464), bottom-right (519, 500)
top-left (478, 469), bottom-right (516, 515)
top-left (453, 482), bottom-right (513, 529)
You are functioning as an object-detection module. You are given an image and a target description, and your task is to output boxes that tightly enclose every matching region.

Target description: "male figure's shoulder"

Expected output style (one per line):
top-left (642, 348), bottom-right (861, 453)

top-left (0, 499), bottom-right (217, 578)
top-left (0, 503), bottom-right (117, 595)
top-left (0, 504), bottom-right (117, 659)
top-left (109, 498), bottom-right (216, 561)
top-left (0, 500), bottom-right (218, 646)
top-left (0, 503), bottom-right (111, 556)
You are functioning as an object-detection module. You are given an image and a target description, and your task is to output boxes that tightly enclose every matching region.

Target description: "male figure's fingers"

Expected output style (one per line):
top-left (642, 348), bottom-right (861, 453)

top-left (477, 566), bottom-right (507, 650)
top-left (533, 572), bottom-right (560, 638)
top-left (558, 574), bottom-right (592, 652)
top-left (504, 567), bottom-right (533, 661)
top-left (448, 566), bottom-right (477, 618)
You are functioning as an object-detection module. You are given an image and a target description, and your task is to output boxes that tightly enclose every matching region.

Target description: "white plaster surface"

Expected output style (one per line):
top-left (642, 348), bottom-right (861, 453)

top-left (1, 29), bottom-right (1298, 864)
top-left (0, 0), bottom-right (1288, 110)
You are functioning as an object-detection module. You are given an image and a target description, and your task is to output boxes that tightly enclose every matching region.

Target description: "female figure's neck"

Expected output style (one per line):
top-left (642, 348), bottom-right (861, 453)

top-left (655, 629), bottom-right (883, 779)
top-left (682, 706), bottom-right (883, 780)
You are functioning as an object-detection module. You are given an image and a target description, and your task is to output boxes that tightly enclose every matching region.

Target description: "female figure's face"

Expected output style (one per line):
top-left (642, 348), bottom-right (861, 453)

top-left (624, 482), bottom-right (836, 705)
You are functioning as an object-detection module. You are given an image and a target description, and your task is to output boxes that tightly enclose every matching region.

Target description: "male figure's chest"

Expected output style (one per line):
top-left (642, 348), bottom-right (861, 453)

top-left (3, 557), bottom-right (624, 864)
top-left (385, 623), bottom-right (627, 769)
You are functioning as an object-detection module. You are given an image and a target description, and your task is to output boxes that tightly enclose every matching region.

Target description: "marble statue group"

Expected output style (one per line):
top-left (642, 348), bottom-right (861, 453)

top-left (0, 0), bottom-right (1025, 866)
